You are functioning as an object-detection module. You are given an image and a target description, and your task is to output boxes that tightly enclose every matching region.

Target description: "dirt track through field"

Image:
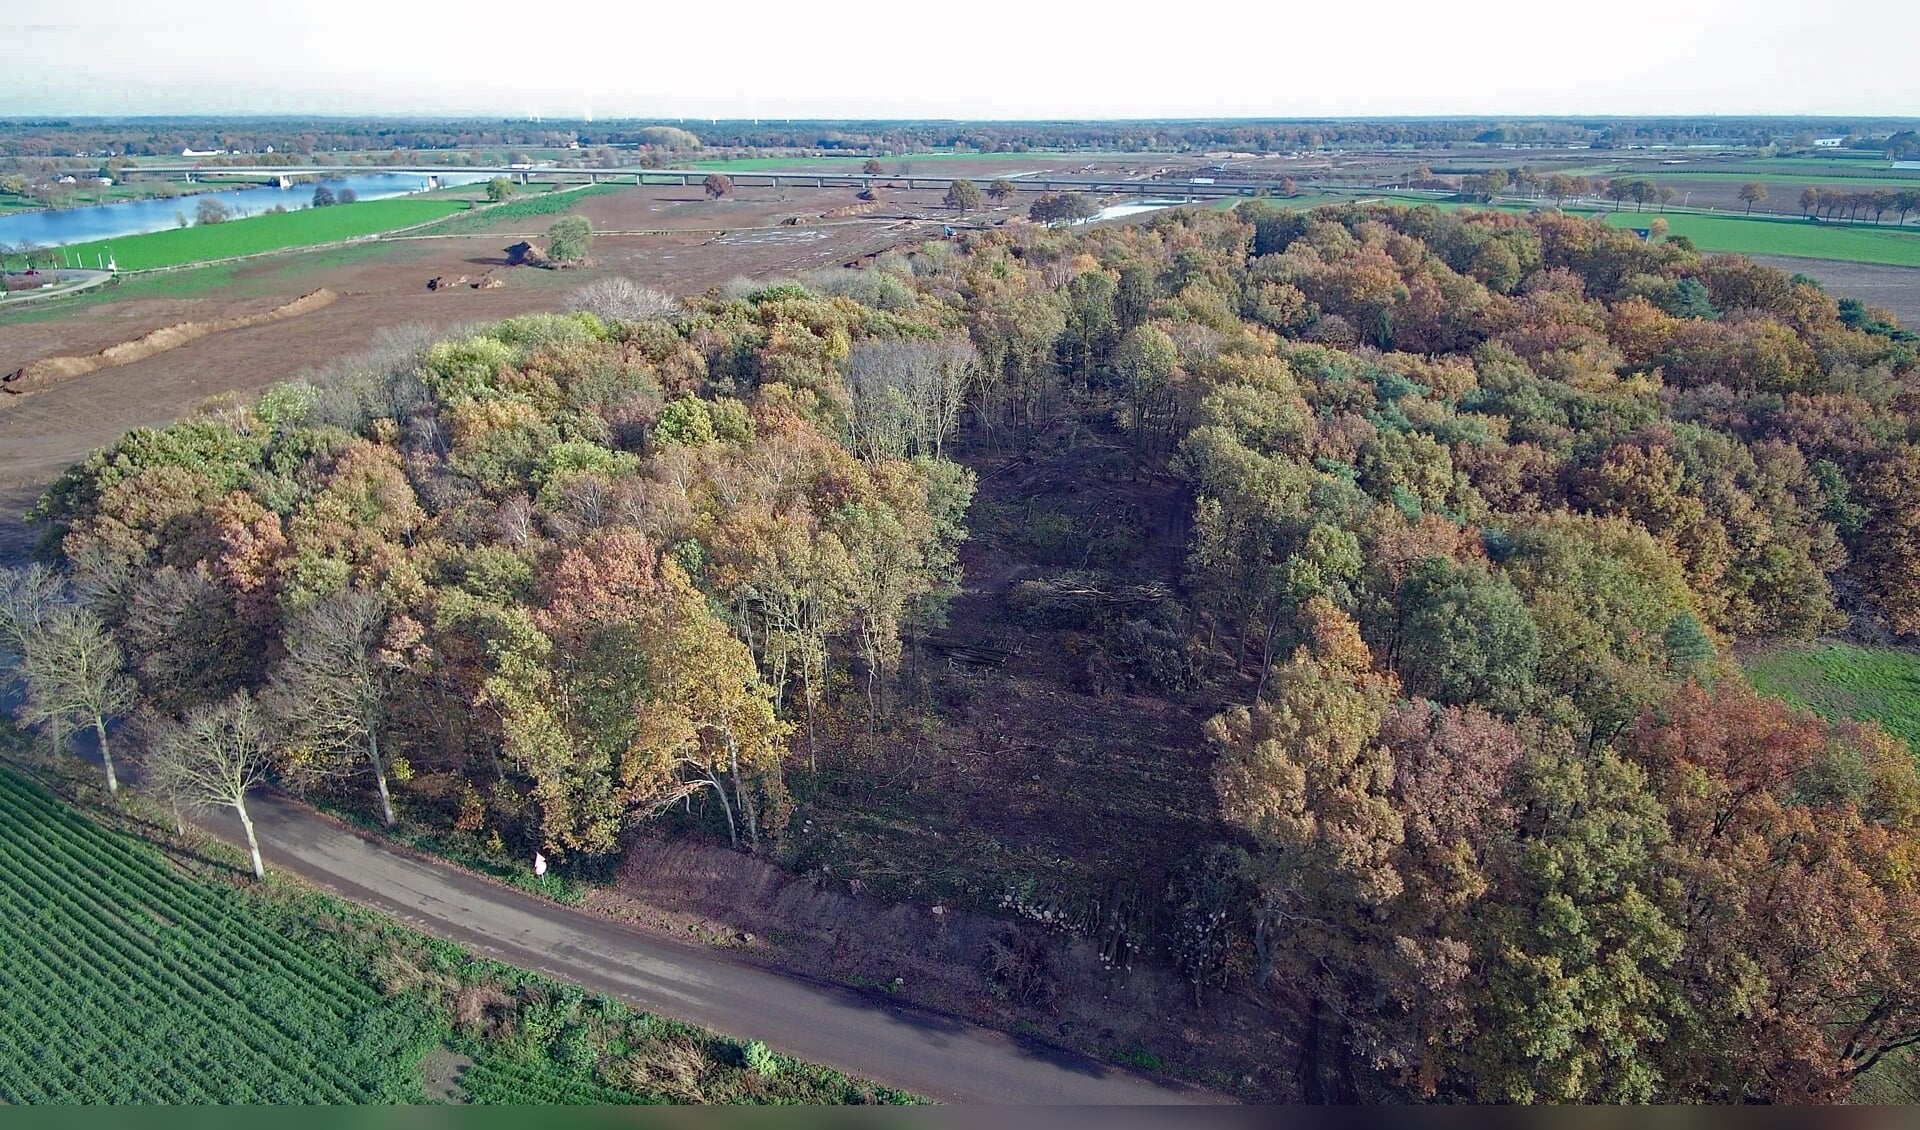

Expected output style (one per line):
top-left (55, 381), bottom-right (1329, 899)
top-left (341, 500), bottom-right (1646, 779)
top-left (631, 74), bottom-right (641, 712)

top-left (3, 288), bottom-right (338, 397)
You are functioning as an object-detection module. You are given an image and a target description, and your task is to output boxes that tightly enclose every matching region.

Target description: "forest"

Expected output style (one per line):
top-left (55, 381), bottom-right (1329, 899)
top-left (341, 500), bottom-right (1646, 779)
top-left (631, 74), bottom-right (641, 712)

top-left (6, 115), bottom-right (1917, 160)
top-left (9, 197), bottom-right (1920, 1102)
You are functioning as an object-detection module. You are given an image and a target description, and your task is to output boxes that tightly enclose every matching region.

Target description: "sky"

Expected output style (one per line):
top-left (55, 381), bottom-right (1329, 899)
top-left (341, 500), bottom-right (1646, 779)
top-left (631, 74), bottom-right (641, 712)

top-left (4, 0), bottom-right (1917, 120)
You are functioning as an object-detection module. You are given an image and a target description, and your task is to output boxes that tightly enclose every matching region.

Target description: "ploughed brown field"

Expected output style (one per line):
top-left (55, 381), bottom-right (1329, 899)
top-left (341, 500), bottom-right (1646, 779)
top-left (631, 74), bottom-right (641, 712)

top-left (1750, 255), bottom-right (1920, 328)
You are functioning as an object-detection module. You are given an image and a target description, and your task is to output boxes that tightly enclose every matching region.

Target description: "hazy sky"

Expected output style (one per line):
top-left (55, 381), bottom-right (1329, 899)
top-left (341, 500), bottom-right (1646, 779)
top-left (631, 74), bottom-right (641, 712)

top-left (5, 0), bottom-right (1916, 119)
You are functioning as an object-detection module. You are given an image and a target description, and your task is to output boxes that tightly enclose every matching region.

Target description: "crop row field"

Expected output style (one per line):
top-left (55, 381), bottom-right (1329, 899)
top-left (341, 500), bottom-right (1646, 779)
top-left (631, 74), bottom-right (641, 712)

top-left (1744, 644), bottom-right (1920, 752)
top-left (0, 767), bottom-right (913, 1105)
top-left (0, 768), bottom-right (440, 1103)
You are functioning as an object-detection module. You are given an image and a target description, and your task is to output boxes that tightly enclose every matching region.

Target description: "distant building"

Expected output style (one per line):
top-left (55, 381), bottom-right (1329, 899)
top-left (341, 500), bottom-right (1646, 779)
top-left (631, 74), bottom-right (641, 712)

top-left (180, 147), bottom-right (228, 157)
top-left (1813, 137), bottom-right (1846, 148)
top-left (1895, 161), bottom-right (1920, 171)
top-left (55, 175), bottom-right (76, 185)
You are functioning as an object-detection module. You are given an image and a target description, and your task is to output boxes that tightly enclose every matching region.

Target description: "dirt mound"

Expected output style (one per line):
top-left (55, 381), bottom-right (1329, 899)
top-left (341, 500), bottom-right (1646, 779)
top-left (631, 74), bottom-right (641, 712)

top-left (4, 288), bottom-right (338, 399)
top-left (504, 241), bottom-right (548, 267)
top-left (822, 201), bottom-right (884, 219)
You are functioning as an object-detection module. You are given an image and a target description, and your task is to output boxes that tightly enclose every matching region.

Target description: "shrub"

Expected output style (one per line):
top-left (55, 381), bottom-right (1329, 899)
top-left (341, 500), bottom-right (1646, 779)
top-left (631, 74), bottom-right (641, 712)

top-left (740, 1040), bottom-right (778, 1080)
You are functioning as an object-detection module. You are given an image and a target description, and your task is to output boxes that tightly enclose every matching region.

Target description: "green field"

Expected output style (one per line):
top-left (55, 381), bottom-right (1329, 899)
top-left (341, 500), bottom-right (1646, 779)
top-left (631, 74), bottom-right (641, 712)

top-left (55, 196), bottom-right (470, 272)
top-left (686, 152), bottom-right (1134, 173)
top-left (0, 764), bottom-right (914, 1104)
top-left (412, 183), bottom-right (617, 235)
top-left (1743, 643), bottom-right (1920, 751)
top-left (1637, 170), bottom-right (1920, 189)
top-left (0, 767), bottom-right (440, 1102)
top-left (1589, 209), bottom-right (1920, 266)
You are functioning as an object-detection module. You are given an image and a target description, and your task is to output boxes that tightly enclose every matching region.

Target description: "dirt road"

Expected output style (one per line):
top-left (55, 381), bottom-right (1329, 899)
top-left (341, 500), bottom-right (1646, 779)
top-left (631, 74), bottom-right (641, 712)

top-left (200, 791), bottom-right (1213, 1105)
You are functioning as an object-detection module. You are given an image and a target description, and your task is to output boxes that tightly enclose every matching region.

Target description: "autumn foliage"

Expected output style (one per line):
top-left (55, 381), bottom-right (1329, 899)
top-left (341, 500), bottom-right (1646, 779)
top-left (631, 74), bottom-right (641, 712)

top-left (18, 197), bottom-right (1920, 1102)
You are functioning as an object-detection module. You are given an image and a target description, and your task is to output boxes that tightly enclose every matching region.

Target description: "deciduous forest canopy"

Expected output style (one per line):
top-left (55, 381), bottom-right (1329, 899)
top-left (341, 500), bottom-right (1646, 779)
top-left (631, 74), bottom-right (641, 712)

top-left (13, 198), bottom-right (1920, 1102)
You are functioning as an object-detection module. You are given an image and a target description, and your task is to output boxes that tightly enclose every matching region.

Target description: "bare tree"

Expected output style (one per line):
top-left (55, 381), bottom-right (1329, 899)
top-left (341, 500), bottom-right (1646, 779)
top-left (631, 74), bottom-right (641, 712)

top-left (16, 605), bottom-right (137, 795)
top-left (265, 589), bottom-right (401, 825)
top-left (143, 693), bottom-right (274, 879)
top-left (565, 276), bottom-right (679, 322)
top-left (0, 564), bottom-right (64, 653)
top-left (843, 336), bottom-right (977, 460)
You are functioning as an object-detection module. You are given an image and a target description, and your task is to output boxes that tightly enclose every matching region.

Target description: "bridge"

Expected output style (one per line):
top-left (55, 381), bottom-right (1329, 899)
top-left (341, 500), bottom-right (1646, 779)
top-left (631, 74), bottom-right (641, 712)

top-left (128, 164), bottom-right (1286, 200)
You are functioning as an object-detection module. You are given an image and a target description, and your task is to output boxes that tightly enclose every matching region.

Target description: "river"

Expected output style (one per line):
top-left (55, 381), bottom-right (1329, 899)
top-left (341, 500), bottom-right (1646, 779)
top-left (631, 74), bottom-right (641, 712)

top-left (1091, 199), bottom-right (1188, 221)
top-left (0, 172), bottom-right (493, 249)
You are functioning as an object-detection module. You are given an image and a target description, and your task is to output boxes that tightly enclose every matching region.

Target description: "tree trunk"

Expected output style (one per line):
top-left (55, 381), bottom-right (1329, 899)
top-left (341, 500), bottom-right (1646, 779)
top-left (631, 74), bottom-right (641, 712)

top-left (374, 770), bottom-right (395, 827)
top-left (1252, 606), bottom-right (1282, 707)
top-left (705, 766), bottom-right (738, 849)
top-left (802, 660), bottom-right (818, 774)
top-left (368, 730), bottom-right (395, 826)
top-left (93, 715), bottom-right (118, 796)
top-left (235, 800), bottom-right (264, 880)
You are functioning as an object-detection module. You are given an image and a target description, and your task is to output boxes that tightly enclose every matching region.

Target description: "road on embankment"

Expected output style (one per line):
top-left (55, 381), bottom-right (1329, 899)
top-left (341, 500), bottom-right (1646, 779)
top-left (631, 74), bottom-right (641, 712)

top-left (199, 792), bottom-right (1216, 1105)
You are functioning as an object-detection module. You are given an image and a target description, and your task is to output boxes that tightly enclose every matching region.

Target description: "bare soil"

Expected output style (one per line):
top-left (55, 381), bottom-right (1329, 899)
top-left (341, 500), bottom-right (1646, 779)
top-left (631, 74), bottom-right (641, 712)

top-left (1750, 255), bottom-right (1920, 329)
top-left (418, 1046), bottom-right (473, 1103)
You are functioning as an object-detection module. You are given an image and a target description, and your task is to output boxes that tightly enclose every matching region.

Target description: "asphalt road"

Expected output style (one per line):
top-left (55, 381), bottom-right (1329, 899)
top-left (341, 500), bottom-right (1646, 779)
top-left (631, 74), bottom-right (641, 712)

top-left (199, 792), bottom-right (1214, 1105)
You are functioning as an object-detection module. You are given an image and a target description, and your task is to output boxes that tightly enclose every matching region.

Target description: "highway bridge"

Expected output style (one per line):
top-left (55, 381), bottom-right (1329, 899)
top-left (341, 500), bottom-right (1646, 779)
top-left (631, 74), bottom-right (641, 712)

top-left (128, 164), bottom-right (1286, 199)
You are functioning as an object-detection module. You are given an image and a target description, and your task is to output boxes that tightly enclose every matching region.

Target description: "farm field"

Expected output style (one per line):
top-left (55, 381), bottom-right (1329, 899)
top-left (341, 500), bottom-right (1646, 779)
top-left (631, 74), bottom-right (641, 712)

top-left (1743, 644), bottom-right (1920, 751)
top-left (0, 765), bottom-right (913, 1104)
top-left (0, 766), bottom-right (438, 1102)
top-left (53, 196), bottom-right (472, 271)
top-left (1590, 209), bottom-right (1920, 266)
top-left (1637, 169), bottom-right (1920, 188)
top-left (1749, 255), bottom-right (1920, 328)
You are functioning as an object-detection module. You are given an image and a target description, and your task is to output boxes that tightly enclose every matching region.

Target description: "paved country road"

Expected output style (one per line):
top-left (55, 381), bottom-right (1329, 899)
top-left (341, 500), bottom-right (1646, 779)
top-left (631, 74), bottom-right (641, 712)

top-left (197, 792), bottom-right (1217, 1105)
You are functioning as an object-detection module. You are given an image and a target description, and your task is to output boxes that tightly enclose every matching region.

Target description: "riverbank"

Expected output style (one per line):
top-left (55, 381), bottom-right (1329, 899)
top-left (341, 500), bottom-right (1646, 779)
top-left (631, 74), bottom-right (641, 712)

top-left (48, 196), bottom-right (473, 272)
top-left (0, 178), bottom-right (272, 217)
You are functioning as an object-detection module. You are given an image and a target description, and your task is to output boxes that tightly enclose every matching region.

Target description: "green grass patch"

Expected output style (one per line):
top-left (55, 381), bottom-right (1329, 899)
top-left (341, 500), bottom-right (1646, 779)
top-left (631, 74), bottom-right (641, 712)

top-left (1744, 643), bottom-right (1920, 751)
top-left (0, 762), bottom-right (917, 1104)
top-left (1589, 209), bottom-right (1920, 266)
top-left (1637, 170), bottom-right (1920, 189)
top-left (54, 196), bottom-right (466, 272)
top-left (413, 184), bottom-right (619, 235)
top-left (0, 263), bottom-right (241, 325)
top-left (1373, 195), bottom-right (1920, 268)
